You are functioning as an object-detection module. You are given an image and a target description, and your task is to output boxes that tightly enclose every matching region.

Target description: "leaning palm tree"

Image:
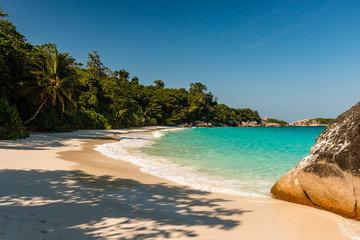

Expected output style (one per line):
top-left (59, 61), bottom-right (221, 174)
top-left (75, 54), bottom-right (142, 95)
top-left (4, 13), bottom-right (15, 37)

top-left (20, 47), bottom-right (81, 126)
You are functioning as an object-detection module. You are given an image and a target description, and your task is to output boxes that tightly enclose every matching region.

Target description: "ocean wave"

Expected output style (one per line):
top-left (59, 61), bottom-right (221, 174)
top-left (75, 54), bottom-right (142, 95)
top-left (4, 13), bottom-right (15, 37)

top-left (152, 127), bottom-right (184, 138)
top-left (94, 128), bottom-right (272, 198)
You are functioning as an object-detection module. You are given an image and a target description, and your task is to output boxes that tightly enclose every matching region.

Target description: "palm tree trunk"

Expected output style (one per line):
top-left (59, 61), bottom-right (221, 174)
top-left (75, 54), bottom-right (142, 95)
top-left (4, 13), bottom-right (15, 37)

top-left (22, 96), bottom-right (49, 126)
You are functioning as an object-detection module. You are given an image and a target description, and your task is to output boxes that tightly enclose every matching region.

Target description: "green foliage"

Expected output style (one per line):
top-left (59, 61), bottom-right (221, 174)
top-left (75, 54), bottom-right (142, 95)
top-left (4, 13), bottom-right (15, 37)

top-left (86, 51), bottom-right (108, 77)
top-left (304, 118), bottom-right (334, 125)
top-left (187, 82), bottom-right (216, 122)
top-left (154, 80), bottom-right (165, 88)
top-left (264, 118), bottom-right (288, 126)
top-left (234, 108), bottom-right (261, 124)
top-left (150, 118), bottom-right (158, 125)
top-left (313, 118), bottom-right (334, 124)
top-left (77, 108), bottom-right (111, 130)
top-left (213, 105), bottom-right (261, 126)
top-left (0, 98), bottom-right (29, 139)
top-left (0, 8), bottom-right (34, 99)
top-left (18, 45), bottom-right (82, 125)
top-left (25, 105), bottom-right (76, 132)
top-left (0, 5), bottom-right (273, 135)
top-left (213, 104), bottom-right (231, 123)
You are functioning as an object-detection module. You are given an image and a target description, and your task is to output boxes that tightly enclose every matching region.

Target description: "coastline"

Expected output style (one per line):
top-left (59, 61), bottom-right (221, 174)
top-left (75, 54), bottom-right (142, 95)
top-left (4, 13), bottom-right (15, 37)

top-left (0, 127), bottom-right (356, 239)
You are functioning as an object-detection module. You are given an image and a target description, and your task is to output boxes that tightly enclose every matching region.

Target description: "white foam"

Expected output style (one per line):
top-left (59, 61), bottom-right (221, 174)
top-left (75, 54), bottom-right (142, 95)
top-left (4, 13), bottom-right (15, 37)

top-left (95, 128), bottom-right (271, 198)
top-left (338, 219), bottom-right (360, 240)
top-left (152, 131), bottom-right (164, 138)
top-left (152, 127), bottom-right (183, 138)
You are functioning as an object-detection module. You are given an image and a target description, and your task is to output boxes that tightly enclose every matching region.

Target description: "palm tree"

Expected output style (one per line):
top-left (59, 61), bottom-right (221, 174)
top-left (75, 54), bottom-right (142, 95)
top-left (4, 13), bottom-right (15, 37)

top-left (20, 47), bottom-right (81, 126)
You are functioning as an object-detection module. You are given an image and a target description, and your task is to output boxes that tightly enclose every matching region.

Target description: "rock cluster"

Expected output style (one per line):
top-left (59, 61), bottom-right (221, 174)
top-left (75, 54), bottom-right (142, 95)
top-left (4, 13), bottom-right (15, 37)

top-left (238, 121), bottom-right (261, 127)
top-left (289, 119), bottom-right (328, 126)
top-left (177, 121), bottom-right (218, 128)
top-left (176, 117), bottom-right (331, 128)
top-left (263, 122), bottom-right (282, 127)
top-left (271, 101), bottom-right (360, 220)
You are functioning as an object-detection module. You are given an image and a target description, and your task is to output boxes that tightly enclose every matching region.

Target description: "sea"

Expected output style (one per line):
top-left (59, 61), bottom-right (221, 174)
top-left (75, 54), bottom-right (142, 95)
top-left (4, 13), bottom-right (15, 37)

top-left (95, 126), bottom-right (360, 238)
top-left (95, 126), bottom-right (325, 198)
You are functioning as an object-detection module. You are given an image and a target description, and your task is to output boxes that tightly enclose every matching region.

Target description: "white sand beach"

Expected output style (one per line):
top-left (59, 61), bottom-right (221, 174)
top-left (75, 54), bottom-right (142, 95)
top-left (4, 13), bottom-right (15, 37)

top-left (0, 127), bottom-right (358, 239)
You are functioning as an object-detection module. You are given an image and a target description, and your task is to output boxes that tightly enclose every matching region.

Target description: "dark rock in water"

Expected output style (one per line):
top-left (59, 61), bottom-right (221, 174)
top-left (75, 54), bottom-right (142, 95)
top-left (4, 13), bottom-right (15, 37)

top-left (271, 101), bottom-right (360, 220)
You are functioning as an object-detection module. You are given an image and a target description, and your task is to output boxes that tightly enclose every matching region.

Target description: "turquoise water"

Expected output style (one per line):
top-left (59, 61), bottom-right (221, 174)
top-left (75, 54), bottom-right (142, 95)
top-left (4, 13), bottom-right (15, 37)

top-left (140, 127), bottom-right (326, 197)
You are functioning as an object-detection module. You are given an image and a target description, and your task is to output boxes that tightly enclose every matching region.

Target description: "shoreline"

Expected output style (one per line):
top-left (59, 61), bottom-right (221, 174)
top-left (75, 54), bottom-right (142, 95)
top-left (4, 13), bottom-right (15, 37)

top-left (176, 124), bottom-right (328, 128)
top-left (93, 127), bottom-right (275, 198)
top-left (0, 127), bottom-right (357, 239)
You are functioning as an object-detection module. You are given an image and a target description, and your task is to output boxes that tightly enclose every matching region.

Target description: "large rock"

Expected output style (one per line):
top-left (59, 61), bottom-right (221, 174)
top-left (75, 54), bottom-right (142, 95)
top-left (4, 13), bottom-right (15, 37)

top-left (271, 101), bottom-right (360, 220)
top-left (239, 121), bottom-right (260, 127)
top-left (265, 123), bottom-right (282, 127)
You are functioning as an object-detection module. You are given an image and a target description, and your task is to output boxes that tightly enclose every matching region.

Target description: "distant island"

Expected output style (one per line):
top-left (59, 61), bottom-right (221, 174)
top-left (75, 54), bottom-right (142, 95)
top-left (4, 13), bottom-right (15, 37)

top-left (249, 117), bottom-right (334, 127)
top-left (177, 117), bottom-right (334, 128)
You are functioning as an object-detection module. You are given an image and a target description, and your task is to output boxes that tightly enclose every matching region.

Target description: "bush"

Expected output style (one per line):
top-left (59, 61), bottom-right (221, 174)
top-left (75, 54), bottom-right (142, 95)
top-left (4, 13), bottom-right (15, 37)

top-left (265, 118), bottom-right (288, 126)
top-left (313, 118), bottom-right (334, 125)
top-left (77, 108), bottom-right (111, 130)
top-left (150, 118), bottom-right (157, 125)
top-left (21, 104), bottom-right (76, 132)
top-left (0, 98), bottom-right (29, 140)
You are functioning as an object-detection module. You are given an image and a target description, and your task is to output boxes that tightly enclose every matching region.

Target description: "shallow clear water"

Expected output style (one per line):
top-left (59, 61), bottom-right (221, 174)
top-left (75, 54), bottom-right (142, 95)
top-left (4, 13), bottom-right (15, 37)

top-left (95, 126), bottom-right (360, 237)
top-left (140, 127), bottom-right (326, 197)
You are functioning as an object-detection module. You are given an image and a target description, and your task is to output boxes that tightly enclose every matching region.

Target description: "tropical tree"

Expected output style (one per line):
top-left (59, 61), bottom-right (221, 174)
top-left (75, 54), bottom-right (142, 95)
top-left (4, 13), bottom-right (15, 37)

top-left (0, 7), bottom-right (35, 100)
top-left (19, 46), bottom-right (81, 125)
top-left (187, 82), bottom-right (216, 121)
top-left (154, 80), bottom-right (165, 88)
top-left (86, 51), bottom-right (107, 77)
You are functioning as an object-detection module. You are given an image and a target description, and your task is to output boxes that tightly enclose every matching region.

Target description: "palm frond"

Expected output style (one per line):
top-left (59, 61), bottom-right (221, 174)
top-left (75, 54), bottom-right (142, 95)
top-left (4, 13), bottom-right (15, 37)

top-left (20, 46), bottom-right (81, 125)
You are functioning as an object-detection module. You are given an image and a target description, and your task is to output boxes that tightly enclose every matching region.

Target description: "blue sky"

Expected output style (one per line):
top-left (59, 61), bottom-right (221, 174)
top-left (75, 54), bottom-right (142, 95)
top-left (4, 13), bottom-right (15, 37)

top-left (2, 0), bottom-right (360, 121)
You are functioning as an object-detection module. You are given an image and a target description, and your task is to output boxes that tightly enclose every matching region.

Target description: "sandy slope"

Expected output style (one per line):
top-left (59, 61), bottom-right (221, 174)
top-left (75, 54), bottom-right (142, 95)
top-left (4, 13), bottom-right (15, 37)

top-left (0, 127), bottom-right (358, 240)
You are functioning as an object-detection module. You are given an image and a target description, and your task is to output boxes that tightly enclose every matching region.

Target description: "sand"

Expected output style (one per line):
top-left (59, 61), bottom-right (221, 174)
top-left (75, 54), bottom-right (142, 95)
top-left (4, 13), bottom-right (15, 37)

top-left (0, 127), bottom-right (359, 240)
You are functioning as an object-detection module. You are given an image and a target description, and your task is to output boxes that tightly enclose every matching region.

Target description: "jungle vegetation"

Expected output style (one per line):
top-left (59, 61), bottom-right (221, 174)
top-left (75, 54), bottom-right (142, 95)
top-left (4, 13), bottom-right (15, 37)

top-left (263, 118), bottom-right (288, 126)
top-left (0, 7), bottom-right (262, 139)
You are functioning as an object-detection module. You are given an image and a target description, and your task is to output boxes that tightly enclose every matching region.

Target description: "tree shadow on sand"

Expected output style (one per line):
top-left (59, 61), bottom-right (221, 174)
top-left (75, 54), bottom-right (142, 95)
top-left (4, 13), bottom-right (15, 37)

top-left (0, 130), bottom-right (136, 150)
top-left (0, 170), bottom-right (250, 239)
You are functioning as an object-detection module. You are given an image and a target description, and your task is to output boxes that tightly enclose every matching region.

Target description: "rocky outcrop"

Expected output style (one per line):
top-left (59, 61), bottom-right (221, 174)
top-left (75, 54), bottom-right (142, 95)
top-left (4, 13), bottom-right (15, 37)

top-left (265, 122), bottom-right (282, 127)
top-left (271, 101), bottom-right (360, 220)
top-left (239, 121), bottom-right (261, 127)
top-left (262, 117), bottom-right (288, 127)
top-left (289, 119), bottom-right (328, 126)
top-left (177, 118), bottom-right (331, 128)
top-left (177, 121), bottom-right (219, 128)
